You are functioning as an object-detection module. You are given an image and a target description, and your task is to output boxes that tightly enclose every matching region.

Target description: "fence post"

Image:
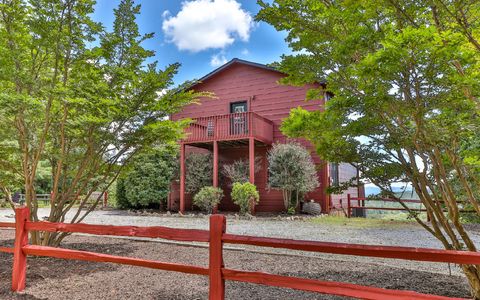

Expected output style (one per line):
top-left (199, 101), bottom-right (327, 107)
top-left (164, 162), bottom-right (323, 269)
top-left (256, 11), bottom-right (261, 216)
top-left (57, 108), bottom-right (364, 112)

top-left (12, 207), bottom-right (30, 292)
top-left (209, 214), bottom-right (226, 300)
top-left (103, 191), bottom-right (108, 208)
top-left (347, 194), bottom-right (351, 218)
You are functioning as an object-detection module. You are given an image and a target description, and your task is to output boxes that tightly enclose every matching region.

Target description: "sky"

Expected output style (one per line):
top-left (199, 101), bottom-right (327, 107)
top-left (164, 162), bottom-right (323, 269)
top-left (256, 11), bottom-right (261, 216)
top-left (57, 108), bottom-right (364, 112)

top-left (92, 0), bottom-right (291, 85)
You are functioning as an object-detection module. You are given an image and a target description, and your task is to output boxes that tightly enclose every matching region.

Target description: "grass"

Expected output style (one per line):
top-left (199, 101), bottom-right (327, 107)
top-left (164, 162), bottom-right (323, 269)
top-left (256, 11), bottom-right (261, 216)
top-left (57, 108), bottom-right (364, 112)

top-left (309, 215), bottom-right (418, 228)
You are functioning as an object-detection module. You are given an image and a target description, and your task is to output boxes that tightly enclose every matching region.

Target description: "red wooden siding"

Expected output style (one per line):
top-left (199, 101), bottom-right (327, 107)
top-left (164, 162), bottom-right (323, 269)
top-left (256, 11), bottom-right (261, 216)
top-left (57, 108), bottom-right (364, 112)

top-left (172, 60), bottom-right (359, 213)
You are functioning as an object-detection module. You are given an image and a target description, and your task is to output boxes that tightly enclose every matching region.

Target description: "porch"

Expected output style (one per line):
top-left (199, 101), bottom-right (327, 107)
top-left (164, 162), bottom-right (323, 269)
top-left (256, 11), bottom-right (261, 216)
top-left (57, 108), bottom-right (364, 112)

top-left (178, 112), bottom-right (274, 213)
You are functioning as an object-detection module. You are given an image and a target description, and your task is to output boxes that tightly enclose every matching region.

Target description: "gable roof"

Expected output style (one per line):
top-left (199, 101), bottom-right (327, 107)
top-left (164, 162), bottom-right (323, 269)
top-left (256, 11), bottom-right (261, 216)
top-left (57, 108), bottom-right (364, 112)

top-left (188, 58), bottom-right (284, 89)
top-left (186, 58), bottom-right (327, 92)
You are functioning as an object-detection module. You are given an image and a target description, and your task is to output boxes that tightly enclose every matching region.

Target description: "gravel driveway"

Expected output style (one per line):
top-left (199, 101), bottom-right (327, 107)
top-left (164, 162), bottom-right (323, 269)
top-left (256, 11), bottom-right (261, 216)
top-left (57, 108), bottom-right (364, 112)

top-left (1, 208), bottom-right (479, 277)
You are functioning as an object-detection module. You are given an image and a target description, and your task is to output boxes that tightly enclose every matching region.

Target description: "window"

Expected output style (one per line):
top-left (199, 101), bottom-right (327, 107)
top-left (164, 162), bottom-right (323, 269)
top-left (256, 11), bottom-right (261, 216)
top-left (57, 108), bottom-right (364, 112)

top-left (325, 92), bottom-right (332, 102)
top-left (230, 101), bottom-right (247, 113)
top-left (230, 101), bottom-right (248, 135)
top-left (330, 163), bottom-right (339, 186)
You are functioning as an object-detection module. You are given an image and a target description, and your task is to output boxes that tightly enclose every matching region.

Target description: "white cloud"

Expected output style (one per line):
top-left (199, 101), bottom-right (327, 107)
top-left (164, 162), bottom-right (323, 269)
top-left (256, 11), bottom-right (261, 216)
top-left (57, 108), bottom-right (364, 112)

top-left (162, 10), bottom-right (170, 18)
top-left (210, 53), bottom-right (228, 67)
top-left (162, 0), bottom-right (253, 52)
top-left (241, 48), bottom-right (249, 55)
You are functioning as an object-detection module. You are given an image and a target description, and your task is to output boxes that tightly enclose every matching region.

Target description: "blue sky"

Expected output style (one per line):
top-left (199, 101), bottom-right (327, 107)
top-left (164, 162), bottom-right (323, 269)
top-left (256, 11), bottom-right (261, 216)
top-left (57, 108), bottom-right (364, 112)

top-left (92, 0), bottom-right (290, 85)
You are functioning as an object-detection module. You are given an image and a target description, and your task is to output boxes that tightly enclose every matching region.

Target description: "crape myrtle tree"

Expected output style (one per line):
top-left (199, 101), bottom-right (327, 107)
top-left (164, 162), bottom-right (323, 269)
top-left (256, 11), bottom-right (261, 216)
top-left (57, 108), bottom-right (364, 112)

top-left (267, 142), bottom-right (319, 210)
top-left (185, 152), bottom-right (213, 196)
top-left (258, 0), bottom-right (480, 296)
top-left (0, 0), bottom-right (202, 246)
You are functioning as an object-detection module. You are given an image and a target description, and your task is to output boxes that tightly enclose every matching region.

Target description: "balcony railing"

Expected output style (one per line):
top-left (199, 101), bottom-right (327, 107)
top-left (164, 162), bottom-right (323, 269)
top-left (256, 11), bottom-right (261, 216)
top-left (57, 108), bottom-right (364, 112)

top-left (183, 112), bottom-right (273, 144)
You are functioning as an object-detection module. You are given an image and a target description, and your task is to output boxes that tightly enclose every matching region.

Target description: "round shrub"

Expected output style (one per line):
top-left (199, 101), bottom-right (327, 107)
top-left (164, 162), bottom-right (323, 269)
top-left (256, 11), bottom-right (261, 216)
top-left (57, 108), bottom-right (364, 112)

top-left (193, 186), bottom-right (223, 213)
top-left (231, 182), bottom-right (259, 215)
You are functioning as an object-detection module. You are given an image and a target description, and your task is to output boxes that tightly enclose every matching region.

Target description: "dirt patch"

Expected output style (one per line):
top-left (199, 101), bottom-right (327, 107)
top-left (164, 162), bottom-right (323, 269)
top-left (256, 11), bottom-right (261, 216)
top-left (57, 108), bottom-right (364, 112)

top-left (0, 229), bottom-right (471, 299)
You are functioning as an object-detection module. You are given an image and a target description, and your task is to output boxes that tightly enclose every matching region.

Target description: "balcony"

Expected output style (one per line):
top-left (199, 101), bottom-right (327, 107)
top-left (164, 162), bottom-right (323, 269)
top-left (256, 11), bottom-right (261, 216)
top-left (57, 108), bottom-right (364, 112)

top-left (183, 112), bottom-right (274, 145)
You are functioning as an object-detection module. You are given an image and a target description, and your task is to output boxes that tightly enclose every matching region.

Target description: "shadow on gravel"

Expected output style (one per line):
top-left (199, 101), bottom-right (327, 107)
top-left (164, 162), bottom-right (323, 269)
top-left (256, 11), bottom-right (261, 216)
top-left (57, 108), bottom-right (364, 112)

top-left (0, 240), bottom-right (135, 300)
top-left (279, 268), bottom-right (470, 299)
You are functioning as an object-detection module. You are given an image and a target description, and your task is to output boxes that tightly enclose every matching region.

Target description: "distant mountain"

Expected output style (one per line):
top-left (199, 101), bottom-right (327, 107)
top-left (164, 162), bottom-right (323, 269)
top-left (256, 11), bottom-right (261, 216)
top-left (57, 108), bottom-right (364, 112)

top-left (364, 186), bottom-right (419, 199)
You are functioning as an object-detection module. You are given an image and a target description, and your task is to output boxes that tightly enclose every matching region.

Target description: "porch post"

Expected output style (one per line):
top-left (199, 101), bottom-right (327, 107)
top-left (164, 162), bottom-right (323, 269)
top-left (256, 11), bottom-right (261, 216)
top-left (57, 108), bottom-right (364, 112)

top-left (249, 138), bottom-right (255, 184)
top-left (180, 143), bottom-right (186, 214)
top-left (213, 141), bottom-right (219, 213)
top-left (213, 141), bottom-right (218, 187)
top-left (249, 138), bottom-right (255, 215)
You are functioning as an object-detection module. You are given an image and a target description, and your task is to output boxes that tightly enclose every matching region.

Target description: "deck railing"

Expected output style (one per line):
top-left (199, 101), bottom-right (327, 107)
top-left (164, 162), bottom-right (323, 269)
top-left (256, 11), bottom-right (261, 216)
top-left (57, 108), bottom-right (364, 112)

top-left (0, 207), bottom-right (476, 299)
top-left (184, 112), bottom-right (273, 144)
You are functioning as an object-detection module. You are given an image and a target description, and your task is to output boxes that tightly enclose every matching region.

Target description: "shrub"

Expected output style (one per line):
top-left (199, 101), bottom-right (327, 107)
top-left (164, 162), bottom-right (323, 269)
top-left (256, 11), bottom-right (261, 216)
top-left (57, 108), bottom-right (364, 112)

top-left (193, 186), bottom-right (223, 213)
top-left (117, 146), bottom-right (178, 209)
top-left (186, 153), bottom-right (213, 195)
top-left (222, 156), bottom-right (262, 186)
top-left (116, 177), bottom-right (129, 209)
top-left (268, 142), bottom-right (319, 210)
top-left (231, 182), bottom-right (259, 214)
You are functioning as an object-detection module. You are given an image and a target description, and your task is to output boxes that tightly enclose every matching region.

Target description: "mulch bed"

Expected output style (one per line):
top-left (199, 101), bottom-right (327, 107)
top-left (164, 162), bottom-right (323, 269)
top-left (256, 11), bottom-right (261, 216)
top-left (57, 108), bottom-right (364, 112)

top-left (0, 229), bottom-right (471, 299)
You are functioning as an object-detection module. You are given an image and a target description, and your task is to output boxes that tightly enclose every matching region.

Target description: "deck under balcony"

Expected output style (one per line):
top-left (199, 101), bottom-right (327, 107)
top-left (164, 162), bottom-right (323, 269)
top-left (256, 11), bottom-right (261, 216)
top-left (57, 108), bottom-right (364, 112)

top-left (182, 112), bottom-right (274, 148)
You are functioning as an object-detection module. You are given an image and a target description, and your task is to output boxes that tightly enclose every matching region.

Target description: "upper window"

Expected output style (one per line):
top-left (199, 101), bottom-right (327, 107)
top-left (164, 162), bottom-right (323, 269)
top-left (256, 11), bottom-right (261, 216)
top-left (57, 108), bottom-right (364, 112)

top-left (230, 101), bottom-right (247, 113)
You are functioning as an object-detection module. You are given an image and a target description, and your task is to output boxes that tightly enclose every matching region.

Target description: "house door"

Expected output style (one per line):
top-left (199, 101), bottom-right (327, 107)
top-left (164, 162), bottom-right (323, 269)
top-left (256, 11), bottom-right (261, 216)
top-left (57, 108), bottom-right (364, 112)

top-left (230, 101), bottom-right (248, 135)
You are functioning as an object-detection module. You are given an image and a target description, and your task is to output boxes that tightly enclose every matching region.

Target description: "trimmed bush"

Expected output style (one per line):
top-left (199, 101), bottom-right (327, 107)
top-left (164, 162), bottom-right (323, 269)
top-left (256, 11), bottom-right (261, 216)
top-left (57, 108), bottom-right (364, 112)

top-left (193, 186), bottom-right (223, 213)
top-left (231, 182), bottom-right (259, 215)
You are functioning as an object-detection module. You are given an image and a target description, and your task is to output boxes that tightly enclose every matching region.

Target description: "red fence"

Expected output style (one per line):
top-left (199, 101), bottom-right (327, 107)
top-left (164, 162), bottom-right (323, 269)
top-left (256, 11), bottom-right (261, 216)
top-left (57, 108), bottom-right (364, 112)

top-left (346, 194), bottom-right (473, 218)
top-left (0, 207), bottom-right (477, 299)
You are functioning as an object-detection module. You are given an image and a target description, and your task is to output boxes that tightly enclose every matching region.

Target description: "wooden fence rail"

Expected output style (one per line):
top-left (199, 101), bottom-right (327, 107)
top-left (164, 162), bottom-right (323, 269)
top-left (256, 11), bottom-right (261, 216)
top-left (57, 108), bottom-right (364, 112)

top-left (346, 194), bottom-right (474, 218)
top-left (0, 207), bottom-right (478, 299)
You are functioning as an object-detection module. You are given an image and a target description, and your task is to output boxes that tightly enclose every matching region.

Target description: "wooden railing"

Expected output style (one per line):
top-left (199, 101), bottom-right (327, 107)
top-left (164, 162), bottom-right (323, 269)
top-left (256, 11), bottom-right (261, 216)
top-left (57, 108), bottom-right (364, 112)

top-left (0, 207), bottom-right (477, 299)
top-left (17, 192), bottom-right (109, 207)
top-left (184, 112), bottom-right (274, 144)
top-left (346, 194), bottom-right (473, 218)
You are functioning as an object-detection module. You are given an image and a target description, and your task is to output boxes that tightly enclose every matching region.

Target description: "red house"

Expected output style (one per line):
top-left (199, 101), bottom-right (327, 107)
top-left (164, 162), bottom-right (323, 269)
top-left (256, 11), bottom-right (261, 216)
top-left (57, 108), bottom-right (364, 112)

top-left (169, 59), bottom-right (360, 214)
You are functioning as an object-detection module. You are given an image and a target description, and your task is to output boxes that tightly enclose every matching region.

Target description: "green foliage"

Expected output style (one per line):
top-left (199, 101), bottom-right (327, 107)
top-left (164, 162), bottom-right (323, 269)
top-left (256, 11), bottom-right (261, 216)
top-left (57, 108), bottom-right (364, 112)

top-left (193, 186), bottom-right (223, 213)
top-left (267, 142), bottom-right (319, 210)
top-left (0, 0), bottom-right (202, 245)
top-left (121, 146), bottom-right (178, 209)
top-left (185, 153), bottom-right (213, 195)
top-left (222, 157), bottom-right (262, 185)
top-left (258, 1), bottom-right (480, 294)
top-left (231, 182), bottom-right (259, 214)
top-left (116, 177), bottom-right (128, 209)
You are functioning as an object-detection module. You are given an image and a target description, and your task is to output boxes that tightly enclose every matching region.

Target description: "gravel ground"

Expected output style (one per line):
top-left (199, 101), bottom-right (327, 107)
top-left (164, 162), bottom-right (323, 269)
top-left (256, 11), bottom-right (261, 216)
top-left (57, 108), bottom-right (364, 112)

top-left (1, 208), bottom-right (479, 276)
top-left (0, 229), bottom-right (471, 300)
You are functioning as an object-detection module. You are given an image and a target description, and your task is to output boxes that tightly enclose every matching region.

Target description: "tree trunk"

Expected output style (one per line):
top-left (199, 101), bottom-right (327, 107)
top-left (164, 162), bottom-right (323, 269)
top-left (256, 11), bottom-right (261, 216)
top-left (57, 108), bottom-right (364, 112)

top-left (462, 265), bottom-right (480, 299)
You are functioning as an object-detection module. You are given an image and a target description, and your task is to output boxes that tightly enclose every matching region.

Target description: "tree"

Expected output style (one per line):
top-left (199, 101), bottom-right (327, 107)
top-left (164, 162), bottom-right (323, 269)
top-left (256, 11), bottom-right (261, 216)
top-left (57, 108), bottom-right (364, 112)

top-left (116, 176), bottom-right (128, 209)
top-left (0, 0), bottom-right (202, 246)
top-left (267, 142), bottom-right (319, 210)
top-left (121, 146), bottom-right (178, 209)
top-left (221, 156), bottom-right (262, 185)
top-left (258, 0), bottom-right (480, 296)
top-left (185, 152), bottom-right (213, 195)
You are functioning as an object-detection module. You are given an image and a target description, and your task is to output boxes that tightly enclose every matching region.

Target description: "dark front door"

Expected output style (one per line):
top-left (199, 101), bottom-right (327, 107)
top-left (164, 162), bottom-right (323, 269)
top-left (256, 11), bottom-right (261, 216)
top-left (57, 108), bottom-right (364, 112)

top-left (230, 101), bottom-right (248, 135)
